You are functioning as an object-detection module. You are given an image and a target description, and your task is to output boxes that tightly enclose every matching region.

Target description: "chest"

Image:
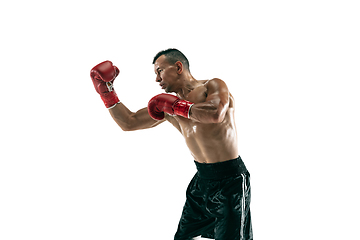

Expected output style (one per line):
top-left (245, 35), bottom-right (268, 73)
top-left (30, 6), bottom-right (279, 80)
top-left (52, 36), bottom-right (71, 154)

top-left (176, 85), bottom-right (211, 136)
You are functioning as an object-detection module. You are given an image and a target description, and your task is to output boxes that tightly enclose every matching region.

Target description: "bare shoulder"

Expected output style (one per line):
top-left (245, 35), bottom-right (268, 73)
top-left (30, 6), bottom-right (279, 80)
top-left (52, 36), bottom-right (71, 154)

top-left (200, 78), bottom-right (226, 84)
top-left (203, 78), bottom-right (234, 107)
top-left (203, 78), bottom-right (229, 93)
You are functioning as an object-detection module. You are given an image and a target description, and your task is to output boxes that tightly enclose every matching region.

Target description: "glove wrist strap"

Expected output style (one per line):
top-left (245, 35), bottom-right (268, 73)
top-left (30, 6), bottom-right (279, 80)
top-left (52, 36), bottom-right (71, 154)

top-left (100, 91), bottom-right (120, 109)
top-left (107, 101), bottom-right (121, 109)
top-left (174, 100), bottom-right (194, 119)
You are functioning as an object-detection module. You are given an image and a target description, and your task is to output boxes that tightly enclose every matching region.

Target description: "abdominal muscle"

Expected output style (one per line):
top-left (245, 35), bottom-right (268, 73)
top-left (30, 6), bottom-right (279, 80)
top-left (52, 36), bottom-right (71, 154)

top-left (178, 109), bottom-right (239, 163)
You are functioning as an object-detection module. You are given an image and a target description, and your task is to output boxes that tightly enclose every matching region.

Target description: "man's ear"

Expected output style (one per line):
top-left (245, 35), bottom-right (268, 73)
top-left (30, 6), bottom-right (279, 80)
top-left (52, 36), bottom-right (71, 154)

top-left (175, 61), bottom-right (183, 74)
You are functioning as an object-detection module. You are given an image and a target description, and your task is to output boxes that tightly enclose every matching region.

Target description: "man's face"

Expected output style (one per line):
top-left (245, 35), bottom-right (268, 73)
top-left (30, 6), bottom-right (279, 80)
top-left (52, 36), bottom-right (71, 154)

top-left (154, 55), bottom-right (179, 93)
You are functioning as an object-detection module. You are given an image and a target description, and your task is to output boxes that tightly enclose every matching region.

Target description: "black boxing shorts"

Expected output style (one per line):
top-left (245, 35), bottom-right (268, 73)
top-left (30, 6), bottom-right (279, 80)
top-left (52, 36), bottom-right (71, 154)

top-left (174, 156), bottom-right (253, 240)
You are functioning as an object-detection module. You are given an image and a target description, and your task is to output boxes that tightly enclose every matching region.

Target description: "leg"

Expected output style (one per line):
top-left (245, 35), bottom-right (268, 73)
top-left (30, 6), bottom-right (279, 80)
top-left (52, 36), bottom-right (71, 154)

top-left (174, 174), bottom-right (215, 240)
top-left (214, 173), bottom-right (253, 240)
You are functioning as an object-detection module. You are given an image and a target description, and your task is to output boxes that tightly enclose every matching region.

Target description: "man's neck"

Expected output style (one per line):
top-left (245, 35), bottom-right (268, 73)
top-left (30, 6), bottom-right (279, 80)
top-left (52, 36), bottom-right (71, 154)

top-left (176, 75), bottom-right (199, 99)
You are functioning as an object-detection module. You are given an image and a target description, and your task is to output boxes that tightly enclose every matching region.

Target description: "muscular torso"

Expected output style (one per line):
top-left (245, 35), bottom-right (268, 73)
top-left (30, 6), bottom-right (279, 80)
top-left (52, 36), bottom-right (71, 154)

top-left (166, 80), bottom-right (238, 163)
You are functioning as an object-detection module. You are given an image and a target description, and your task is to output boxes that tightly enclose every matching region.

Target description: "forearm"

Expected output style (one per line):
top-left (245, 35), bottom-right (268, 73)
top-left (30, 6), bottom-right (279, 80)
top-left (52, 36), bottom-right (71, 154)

top-left (108, 103), bottom-right (134, 131)
top-left (189, 100), bottom-right (227, 123)
top-left (109, 103), bottom-right (164, 131)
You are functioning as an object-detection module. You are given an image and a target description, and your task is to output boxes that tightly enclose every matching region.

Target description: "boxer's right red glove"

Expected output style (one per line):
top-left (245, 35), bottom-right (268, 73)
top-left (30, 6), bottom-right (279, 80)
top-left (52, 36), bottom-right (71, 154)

top-left (148, 94), bottom-right (194, 120)
top-left (90, 61), bottom-right (120, 109)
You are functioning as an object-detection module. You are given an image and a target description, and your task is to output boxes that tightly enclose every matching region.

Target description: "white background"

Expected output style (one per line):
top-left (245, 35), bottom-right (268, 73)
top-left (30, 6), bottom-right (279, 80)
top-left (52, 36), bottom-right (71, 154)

top-left (1, 0), bottom-right (359, 239)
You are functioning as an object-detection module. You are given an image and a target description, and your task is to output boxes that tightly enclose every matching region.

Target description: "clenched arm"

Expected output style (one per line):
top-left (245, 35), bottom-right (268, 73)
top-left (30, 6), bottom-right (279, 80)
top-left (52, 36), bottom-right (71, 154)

top-left (90, 60), bottom-right (167, 132)
top-left (189, 78), bottom-right (230, 123)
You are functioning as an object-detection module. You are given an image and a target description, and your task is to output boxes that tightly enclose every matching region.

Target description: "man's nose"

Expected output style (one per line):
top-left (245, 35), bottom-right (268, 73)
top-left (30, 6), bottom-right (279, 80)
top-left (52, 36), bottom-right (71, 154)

top-left (155, 75), bottom-right (161, 82)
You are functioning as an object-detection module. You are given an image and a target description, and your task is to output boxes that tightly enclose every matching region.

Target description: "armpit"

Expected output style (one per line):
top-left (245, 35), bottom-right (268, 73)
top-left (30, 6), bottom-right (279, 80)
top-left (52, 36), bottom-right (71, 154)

top-left (165, 113), bottom-right (182, 133)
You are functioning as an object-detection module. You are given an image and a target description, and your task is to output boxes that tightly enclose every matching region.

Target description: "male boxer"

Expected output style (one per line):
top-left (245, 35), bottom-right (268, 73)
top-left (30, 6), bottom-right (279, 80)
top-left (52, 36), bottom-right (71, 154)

top-left (90, 49), bottom-right (252, 240)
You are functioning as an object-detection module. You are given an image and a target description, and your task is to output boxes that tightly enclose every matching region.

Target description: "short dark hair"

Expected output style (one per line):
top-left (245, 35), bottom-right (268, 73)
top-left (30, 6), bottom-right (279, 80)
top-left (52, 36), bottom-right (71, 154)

top-left (152, 48), bottom-right (190, 71)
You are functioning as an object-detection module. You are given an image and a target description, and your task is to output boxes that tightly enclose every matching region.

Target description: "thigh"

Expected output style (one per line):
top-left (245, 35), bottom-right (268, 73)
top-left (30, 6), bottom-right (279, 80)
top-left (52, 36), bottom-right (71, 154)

top-left (214, 210), bottom-right (252, 240)
top-left (174, 174), bottom-right (215, 240)
top-left (214, 173), bottom-right (253, 240)
top-left (174, 207), bottom-right (215, 240)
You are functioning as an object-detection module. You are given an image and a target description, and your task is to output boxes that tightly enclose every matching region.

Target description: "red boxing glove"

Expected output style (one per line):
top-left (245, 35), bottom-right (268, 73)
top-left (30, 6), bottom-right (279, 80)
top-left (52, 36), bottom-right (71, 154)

top-left (90, 61), bottom-right (120, 109)
top-left (148, 94), bottom-right (194, 120)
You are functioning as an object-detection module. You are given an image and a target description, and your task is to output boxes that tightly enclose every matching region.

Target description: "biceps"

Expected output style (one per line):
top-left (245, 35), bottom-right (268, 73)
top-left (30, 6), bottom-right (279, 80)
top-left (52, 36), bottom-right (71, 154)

top-left (203, 83), bottom-right (230, 121)
top-left (208, 92), bottom-right (229, 108)
top-left (206, 86), bottom-right (230, 112)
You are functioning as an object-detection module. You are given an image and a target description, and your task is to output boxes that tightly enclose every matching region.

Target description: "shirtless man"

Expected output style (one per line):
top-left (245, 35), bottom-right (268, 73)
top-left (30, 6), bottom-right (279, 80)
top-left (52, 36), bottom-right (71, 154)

top-left (90, 49), bottom-right (252, 240)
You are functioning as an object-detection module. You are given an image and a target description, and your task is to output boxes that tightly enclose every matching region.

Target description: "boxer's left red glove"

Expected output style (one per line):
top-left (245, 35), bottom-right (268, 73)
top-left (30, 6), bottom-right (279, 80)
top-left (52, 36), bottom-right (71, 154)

top-left (148, 94), bottom-right (194, 120)
top-left (90, 61), bottom-right (120, 109)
